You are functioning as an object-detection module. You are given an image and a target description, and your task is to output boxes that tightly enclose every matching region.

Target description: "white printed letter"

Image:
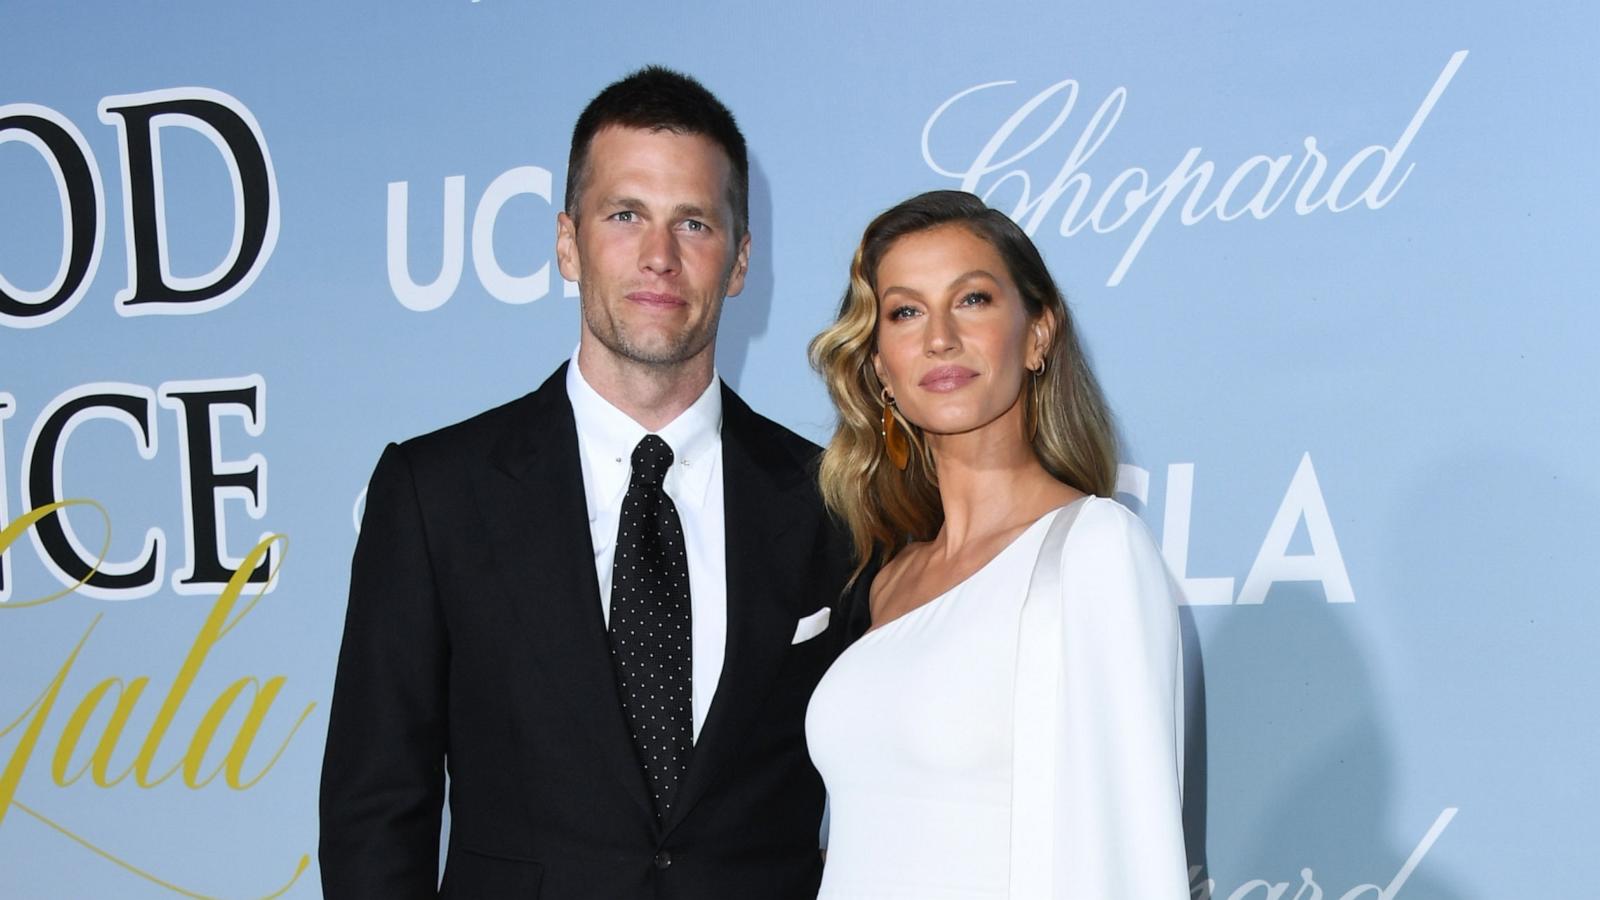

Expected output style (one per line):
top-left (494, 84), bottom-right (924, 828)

top-left (1237, 452), bottom-right (1354, 604)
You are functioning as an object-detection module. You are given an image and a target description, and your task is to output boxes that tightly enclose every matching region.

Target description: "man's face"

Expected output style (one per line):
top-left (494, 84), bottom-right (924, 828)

top-left (557, 126), bottom-right (750, 373)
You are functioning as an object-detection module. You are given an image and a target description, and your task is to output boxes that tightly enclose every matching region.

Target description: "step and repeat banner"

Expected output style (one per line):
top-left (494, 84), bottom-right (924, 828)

top-left (3, 2), bottom-right (1594, 897)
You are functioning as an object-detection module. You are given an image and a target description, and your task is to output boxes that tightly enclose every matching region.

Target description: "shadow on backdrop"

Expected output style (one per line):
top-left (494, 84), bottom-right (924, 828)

top-left (1198, 587), bottom-right (1467, 899)
top-left (1370, 446), bottom-right (1598, 899)
top-left (1181, 607), bottom-right (1210, 881)
top-left (716, 155), bottom-right (774, 391)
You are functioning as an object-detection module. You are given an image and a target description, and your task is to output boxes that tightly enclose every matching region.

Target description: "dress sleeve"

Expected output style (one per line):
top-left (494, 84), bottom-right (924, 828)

top-left (1011, 498), bottom-right (1189, 899)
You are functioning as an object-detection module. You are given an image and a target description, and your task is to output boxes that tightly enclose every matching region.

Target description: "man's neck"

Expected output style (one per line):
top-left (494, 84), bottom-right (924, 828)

top-left (576, 343), bottom-right (716, 433)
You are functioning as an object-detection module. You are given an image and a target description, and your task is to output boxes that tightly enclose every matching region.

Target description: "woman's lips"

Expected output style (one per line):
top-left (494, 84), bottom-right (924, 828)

top-left (918, 365), bottom-right (979, 392)
top-left (627, 291), bottom-right (686, 309)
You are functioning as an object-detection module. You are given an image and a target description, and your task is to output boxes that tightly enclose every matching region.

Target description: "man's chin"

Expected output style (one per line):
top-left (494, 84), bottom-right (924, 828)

top-left (612, 334), bottom-right (711, 370)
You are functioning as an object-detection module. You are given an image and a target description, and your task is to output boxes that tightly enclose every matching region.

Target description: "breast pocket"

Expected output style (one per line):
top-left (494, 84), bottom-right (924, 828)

top-left (440, 847), bottom-right (544, 899)
top-left (773, 609), bottom-right (841, 689)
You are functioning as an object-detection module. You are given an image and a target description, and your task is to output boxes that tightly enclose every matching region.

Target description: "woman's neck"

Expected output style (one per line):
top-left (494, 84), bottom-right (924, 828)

top-left (923, 406), bottom-right (1080, 555)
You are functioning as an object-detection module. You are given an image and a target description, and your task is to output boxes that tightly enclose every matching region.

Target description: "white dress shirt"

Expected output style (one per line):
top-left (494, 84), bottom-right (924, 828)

top-left (566, 354), bottom-right (727, 742)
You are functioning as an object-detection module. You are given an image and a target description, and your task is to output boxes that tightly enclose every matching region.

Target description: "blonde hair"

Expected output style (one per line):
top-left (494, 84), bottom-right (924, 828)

top-left (808, 190), bottom-right (1119, 582)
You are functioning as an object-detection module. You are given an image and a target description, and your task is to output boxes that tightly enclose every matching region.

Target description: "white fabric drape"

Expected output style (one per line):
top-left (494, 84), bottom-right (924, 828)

top-left (1009, 497), bottom-right (1189, 899)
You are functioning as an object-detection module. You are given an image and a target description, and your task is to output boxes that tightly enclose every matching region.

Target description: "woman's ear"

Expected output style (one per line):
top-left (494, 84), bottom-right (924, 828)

top-left (1030, 308), bottom-right (1057, 369)
top-left (871, 352), bottom-right (888, 396)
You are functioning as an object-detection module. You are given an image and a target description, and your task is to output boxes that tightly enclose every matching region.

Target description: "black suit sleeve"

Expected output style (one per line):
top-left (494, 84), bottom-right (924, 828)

top-left (320, 443), bottom-right (449, 899)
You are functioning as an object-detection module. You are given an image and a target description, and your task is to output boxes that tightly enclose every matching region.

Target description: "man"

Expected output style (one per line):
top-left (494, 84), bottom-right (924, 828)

top-left (320, 67), bottom-right (858, 899)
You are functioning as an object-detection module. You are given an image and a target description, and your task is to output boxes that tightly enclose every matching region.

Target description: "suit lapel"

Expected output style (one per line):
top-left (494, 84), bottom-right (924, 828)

top-left (482, 364), bottom-right (655, 822)
top-left (666, 386), bottom-right (813, 833)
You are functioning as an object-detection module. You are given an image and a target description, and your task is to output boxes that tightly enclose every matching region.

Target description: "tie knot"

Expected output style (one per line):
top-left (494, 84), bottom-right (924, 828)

top-left (629, 434), bottom-right (675, 488)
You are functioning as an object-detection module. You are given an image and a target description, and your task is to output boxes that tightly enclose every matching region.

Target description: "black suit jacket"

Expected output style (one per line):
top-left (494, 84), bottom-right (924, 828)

top-left (320, 365), bottom-right (860, 899)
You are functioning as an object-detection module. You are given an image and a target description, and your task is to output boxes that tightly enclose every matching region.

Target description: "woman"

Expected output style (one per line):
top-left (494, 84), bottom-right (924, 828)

top-left (805, 190), bottom-right (1188, 899)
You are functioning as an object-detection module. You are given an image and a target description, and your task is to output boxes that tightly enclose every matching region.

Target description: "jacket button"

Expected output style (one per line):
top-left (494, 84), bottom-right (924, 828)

top-left (654, 850), bottom-right (672, 870)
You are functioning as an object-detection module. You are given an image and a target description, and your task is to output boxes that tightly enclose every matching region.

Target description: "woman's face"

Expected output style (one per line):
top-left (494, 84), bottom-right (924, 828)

top-left (871, 224), bottom-right (1049, 439)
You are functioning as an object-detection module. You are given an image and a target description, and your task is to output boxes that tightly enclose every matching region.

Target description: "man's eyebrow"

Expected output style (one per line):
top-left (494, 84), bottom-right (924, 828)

top-left (674, 203), bottom-right (714, 220)
top-left (595, 198), bottom-right (721, 222)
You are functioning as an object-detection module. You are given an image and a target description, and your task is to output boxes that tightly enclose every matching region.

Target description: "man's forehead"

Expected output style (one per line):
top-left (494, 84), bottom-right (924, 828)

top-left (581, 127), bottom-right (734, 205)
top-left (588, 125), bottom-right (731, 171)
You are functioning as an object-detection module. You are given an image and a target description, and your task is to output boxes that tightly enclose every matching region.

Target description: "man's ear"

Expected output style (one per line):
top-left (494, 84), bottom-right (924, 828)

top-left (725, 231), bottom-right (752, 298)
top-left (556, 211), bottom-right (581, 284)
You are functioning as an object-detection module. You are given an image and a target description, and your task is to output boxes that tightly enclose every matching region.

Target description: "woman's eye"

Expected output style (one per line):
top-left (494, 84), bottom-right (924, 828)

top-left (959, 290), bottom-right (992, 307)
top-left (887, 305), bottom-right (919, 321)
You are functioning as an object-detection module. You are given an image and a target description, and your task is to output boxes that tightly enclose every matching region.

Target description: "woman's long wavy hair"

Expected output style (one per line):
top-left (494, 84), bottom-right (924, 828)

top-left (809, 190), bottom-right (1119, 582)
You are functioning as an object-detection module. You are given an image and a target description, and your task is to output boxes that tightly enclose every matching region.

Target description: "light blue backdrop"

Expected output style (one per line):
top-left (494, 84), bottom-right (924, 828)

top-left (3, 2), bottom-right (1595, 897)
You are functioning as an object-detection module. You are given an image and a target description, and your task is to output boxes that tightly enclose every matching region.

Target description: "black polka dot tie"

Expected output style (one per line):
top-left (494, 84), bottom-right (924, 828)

top-left (608, 434), bottom-right (693, 820)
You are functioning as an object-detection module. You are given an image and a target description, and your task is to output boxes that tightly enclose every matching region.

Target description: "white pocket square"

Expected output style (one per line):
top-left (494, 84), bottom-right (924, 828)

top-left (791, 607), bottom-right (832, 645)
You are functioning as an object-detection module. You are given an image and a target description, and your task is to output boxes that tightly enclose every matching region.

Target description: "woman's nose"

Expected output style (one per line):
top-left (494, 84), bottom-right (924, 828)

top-left (924, 310), bottom-right (960, 356)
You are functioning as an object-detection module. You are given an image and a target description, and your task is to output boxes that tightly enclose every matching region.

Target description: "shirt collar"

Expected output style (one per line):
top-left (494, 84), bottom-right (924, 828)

top-left (565, 349), bottom-right (722, 510)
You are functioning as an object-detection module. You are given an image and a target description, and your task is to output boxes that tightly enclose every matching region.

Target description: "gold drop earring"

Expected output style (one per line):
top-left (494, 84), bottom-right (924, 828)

top-left (880, 387), bottom-right (910, 471)
top-left (1026, 358), bottom-right (1046, 442)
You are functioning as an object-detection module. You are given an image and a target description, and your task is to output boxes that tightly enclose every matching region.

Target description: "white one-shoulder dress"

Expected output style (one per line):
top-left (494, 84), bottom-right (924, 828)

top-left (805, 498), bottom-right (1189, 899)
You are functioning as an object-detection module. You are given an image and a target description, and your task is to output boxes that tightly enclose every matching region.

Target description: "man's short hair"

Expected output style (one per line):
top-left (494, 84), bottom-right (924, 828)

top-left (566, 66), bottom-right (750, 238)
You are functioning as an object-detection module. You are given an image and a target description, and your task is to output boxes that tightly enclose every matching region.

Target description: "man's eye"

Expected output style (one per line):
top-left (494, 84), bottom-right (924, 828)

top-left (609, 210), bottom-right (636, 222)
top-left (684, 219), bottom-right (709, 233)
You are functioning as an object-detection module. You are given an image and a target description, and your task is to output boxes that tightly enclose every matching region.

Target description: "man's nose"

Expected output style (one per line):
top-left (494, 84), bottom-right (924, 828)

top-left (639, 225), bottom-right (681, 277)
